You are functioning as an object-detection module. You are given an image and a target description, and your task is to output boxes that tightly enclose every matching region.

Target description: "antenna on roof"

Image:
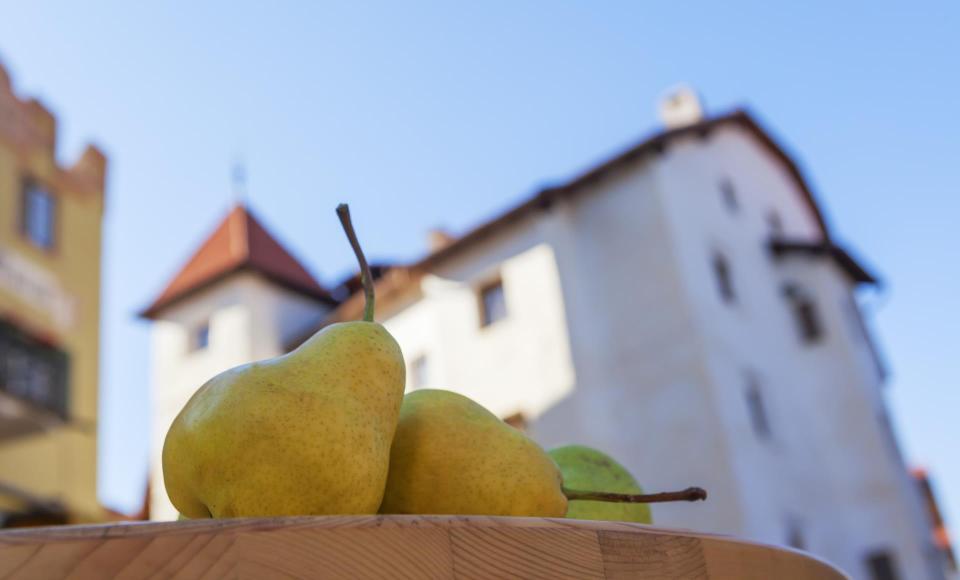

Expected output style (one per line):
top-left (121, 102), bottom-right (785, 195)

top-left (232, 155), bottom-right (248, 205)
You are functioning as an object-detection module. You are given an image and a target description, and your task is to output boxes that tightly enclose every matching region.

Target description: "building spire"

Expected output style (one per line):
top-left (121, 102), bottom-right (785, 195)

top-left (231, 156), bottom-right (247, 206)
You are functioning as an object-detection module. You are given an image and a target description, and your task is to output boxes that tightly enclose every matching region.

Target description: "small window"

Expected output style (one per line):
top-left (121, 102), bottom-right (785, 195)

top-left (712, 253), bottom-right (736, 304)
top-left (719, 178), bottom-right (739, 213)
top-left (796, 301), bottom-right (822, 342)
top-left (21, 181), bottom-right (56, 250)
top-left (192, 322), bottom-right (210, 351)
top-left (410, 354), bottom-right (428, 390)
top-left (785, 518), bottom-right (805, 550)
top-left (745, 377), bottom-right (771, 440)
top-left (784, 285), bottom-right (823, 343)
top-left (767, 210), bottom-right (783, 235)
top-left (479, 278), bottom-right (507, 327)
top-left (865, 549), bottom-right (899, 580)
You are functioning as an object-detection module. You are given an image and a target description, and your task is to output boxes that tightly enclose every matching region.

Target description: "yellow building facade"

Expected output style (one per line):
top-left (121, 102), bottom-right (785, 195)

top-left (0, 62), bottom-right (106, 526)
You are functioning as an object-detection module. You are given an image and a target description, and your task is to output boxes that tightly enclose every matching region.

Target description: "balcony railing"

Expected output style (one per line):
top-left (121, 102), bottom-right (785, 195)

top-left (0, 319), bottom-right (69, 440)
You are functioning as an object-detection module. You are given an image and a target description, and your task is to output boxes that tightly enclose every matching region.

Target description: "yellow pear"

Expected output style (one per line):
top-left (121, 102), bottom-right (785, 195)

top-left (379, 389), bottom-right (568, 517)
top-left (163, 204), bottom-right (405, 518)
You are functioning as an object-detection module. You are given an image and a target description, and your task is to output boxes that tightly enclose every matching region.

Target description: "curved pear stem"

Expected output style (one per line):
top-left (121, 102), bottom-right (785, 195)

top-left (562, 486), bottom-right (707, 504)
top-left (336, 204), bottom-right (375, 322)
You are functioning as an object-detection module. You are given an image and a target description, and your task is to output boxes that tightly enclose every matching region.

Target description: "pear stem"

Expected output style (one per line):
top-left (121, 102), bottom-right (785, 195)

top-left (562, 486), bottom-right (707, 504)
top-left (336, 204), bottom-right (375, 322)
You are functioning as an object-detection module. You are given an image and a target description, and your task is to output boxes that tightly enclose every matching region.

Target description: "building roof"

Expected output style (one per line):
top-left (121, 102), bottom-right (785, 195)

top-left (416, 108), bottom-right (833, 273)
top-left (290, 108), bottom-right (867, 345)
top-left (329, 263), bottom-right (396, 302)
top-left (141, 204), bottom-right (334, 319)
top-left (768, 238), bottom-right (878, 285)
top-left (0, 60), bottom-right (108, 199)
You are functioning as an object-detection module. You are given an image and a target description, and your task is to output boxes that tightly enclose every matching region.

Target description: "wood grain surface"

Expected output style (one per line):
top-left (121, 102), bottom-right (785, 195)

top-left (0, 515), bottom-right (848, 579)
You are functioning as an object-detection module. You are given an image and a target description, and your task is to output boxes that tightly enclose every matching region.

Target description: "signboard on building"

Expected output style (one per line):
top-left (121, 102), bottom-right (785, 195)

top-left (0, 248), bottom-right (75, 331)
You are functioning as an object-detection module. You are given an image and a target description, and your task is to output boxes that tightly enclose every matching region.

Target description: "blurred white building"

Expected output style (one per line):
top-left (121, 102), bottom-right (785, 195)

top-left (142, 94), bottom-right (949, 579)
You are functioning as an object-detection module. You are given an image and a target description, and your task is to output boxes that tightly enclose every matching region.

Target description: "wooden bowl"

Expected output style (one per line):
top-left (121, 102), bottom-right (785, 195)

top-left (0, 515), bottom-right (846, 579)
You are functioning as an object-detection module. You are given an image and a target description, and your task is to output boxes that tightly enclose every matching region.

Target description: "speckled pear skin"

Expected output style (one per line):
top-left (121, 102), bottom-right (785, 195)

top-left (379, 389), bottom-right (568, 517)
top-left (550, 445), bottom-right (652, 523)
top-left (162, 321), bottom-right (405, 518)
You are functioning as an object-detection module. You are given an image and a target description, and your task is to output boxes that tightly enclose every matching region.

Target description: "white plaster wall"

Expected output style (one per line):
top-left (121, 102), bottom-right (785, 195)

top-left (383, 235), bottom-right (576, 421)
top-left (532, 163), bottom-right (745, 535)
top-left (652, 129), bottom-right (827, 547)
top-left (374, 123), bottom-right (938, 577)
top-left (378, 163), bottom-right (746, 536)
top-left (785, 258), bottom-right (940, 580)
top-left (148, 273), bottom-right (328, 521)
top-left (654, 125), bottom-right (939, 578)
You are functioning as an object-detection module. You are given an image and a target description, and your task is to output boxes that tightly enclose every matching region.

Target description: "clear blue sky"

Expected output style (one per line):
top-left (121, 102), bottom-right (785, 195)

top-left (1, 2), bottom-right (956, 532)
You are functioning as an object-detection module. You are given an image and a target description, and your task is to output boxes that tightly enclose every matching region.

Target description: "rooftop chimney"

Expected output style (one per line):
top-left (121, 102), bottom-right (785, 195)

top-left (428, 228), bottom-right (456, 253)
top-left (658, 85), bottom-right (704, 129)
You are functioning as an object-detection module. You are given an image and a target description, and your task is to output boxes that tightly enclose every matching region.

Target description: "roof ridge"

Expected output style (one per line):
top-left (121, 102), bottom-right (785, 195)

top-left (232, 204), bottom-right (250, 260)
top-left (140, 204), bottom-right (334, 319)
top-left (289, 109), bottom-right (843, 347)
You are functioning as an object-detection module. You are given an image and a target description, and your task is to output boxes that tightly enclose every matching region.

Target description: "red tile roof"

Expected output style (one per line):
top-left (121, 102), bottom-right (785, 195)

top-left (141, 205), bottom-right (334, 319)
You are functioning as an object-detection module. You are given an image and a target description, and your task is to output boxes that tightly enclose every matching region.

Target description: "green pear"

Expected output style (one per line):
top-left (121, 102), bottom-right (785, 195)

top-left (162, 204), bottom-right (405, 518)
top-left (379, 389), bottom-right (568, 517)
top-left (550, 445), bottom-right (652, 523)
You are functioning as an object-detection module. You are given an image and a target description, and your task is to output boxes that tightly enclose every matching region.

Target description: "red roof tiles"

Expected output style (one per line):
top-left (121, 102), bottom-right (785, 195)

top-left (141, 205), bottom-right (333, 318)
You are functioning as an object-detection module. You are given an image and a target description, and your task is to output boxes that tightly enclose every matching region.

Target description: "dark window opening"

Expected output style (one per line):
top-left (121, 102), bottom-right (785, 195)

top-left (21, 180), bottom-right (56, 250)
top-left (0, 319), bottom-right (70, 418)
top-left (796, 301), bottom-right (822, 342)
top-left (866, 549), bottom-right (899, 580)
top-left (786, 518), bottom-right (805, 550)
top-left (784, 285), bottom-right (824, 344)
top-left (745, 378), bottom-right (771, 440)
top-left (192, 322), bottom-right (210, 351)
top-left (479, 278), bottom-right (507, 327)
top-left (719, 178), bottom-right (739, 213)
top-left (712, 253), bottom-right (736, 304)
top-left (410, 354), bottom-right (428, 389)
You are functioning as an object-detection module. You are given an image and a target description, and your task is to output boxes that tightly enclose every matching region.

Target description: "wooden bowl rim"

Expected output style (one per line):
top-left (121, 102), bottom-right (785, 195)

top-left (0, 513), bottom-right (843, 572)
